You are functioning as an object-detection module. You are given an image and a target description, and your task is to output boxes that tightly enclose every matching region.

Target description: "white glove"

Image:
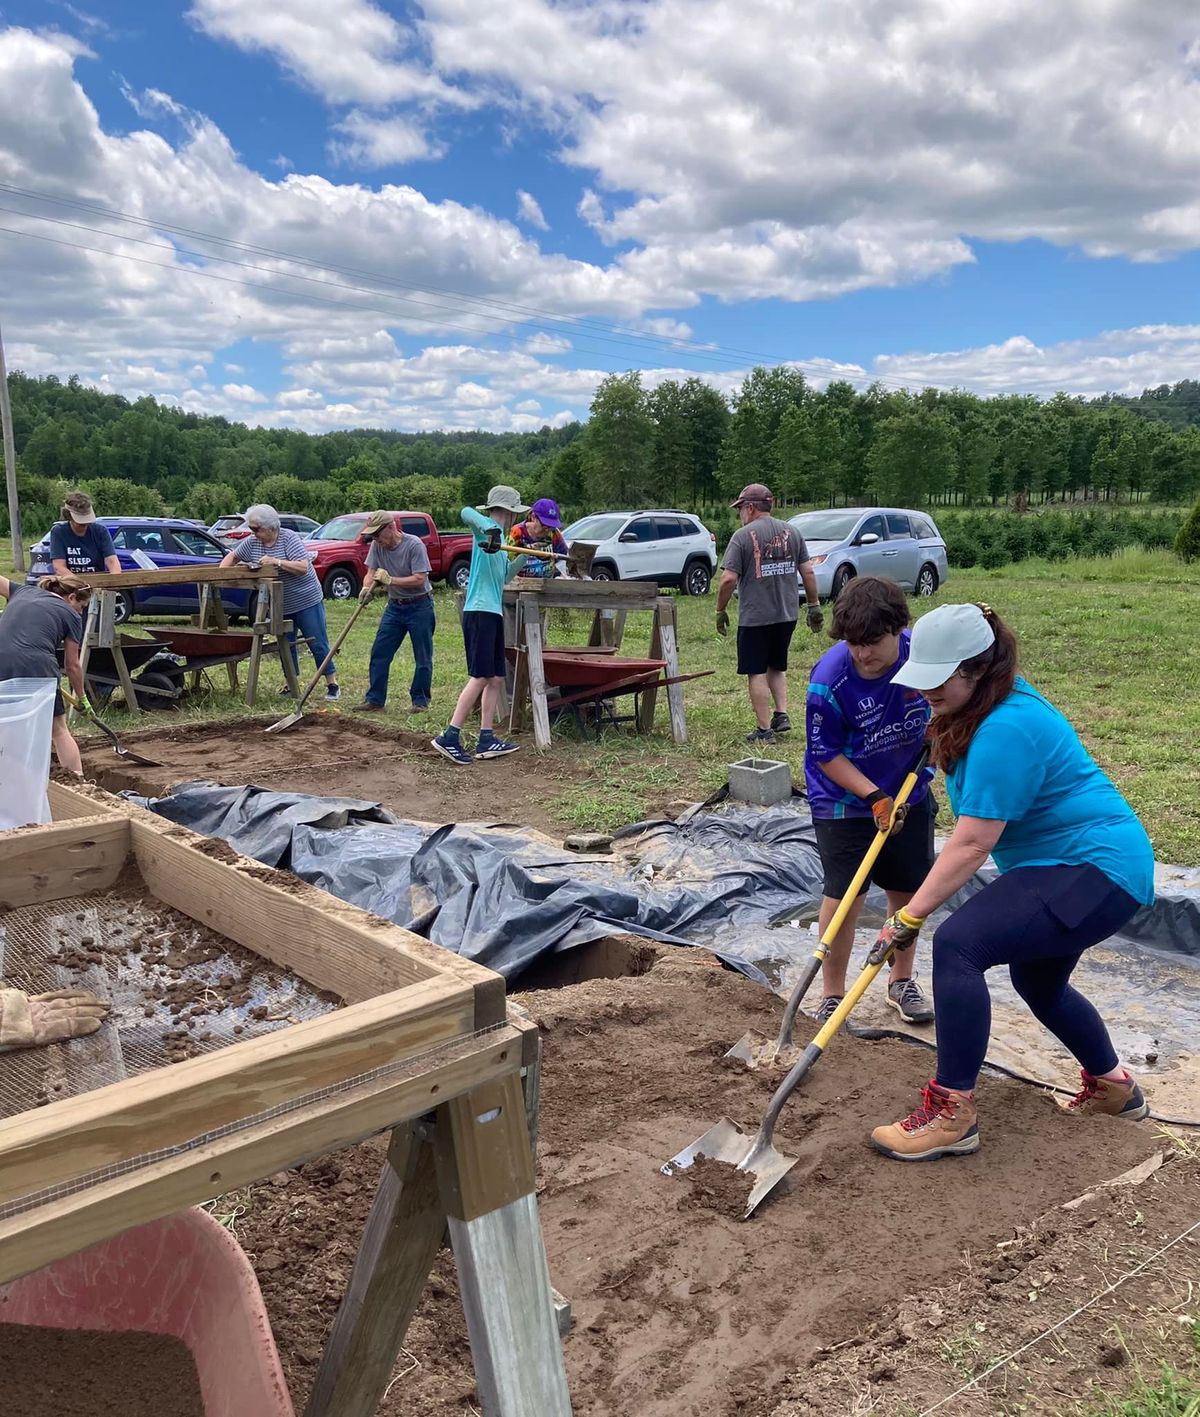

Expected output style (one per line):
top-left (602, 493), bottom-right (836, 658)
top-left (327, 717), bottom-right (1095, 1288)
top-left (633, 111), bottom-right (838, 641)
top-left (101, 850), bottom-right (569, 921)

top-left (0, 987), bottom-right (111, 1052)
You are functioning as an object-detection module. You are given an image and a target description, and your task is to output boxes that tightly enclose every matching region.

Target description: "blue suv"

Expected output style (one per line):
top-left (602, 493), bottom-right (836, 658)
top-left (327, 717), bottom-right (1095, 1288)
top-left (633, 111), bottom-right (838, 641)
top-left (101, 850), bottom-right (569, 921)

top-left (26, 517), bottom-right (254, 625)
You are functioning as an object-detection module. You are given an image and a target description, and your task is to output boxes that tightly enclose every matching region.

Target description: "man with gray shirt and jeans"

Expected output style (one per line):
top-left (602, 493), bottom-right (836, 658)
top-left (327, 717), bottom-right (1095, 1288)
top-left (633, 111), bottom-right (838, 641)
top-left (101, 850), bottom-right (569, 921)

top-left (717, 482), bottom-right (823, 745)
top-left (354, 511), bottom-right (436, 714)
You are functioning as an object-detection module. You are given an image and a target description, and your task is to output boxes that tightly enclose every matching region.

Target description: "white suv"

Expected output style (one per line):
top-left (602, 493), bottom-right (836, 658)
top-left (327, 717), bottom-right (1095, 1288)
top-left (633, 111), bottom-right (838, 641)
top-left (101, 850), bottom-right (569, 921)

top-left (564, 511), bottom-right (718, 594)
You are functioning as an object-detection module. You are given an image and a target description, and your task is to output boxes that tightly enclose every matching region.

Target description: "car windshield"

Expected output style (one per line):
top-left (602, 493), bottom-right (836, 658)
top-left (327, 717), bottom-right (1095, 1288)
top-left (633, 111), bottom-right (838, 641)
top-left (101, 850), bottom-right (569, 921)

top-left (311, 516), bottom-right (366, 541)
top-left (791, 510), bottom-right (864, 541)
top-left (564, 514), bottom-right (627, 541)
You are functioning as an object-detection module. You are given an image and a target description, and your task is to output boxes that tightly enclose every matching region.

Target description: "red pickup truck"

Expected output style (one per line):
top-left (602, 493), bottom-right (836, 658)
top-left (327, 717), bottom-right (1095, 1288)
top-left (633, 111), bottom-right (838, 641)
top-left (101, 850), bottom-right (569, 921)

top-left (305, 511), bottom-right (476, 599)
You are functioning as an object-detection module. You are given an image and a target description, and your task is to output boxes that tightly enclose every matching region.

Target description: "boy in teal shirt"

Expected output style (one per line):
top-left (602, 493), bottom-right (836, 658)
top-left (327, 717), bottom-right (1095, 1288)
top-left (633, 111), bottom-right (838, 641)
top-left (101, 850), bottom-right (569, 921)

top-left (433, 485), bottom-right (530, 764)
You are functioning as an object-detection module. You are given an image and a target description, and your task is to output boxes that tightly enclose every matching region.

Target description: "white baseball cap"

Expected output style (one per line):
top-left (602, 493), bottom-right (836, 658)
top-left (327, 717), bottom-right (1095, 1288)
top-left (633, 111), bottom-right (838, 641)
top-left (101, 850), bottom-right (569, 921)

top-left (892, 604), bottom-right (996, 691)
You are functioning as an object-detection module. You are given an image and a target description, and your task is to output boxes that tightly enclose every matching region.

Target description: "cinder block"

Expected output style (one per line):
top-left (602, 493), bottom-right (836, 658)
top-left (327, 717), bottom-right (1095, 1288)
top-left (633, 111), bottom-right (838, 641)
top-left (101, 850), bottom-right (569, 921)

top-left (727, 757), bottom-right (792, 807)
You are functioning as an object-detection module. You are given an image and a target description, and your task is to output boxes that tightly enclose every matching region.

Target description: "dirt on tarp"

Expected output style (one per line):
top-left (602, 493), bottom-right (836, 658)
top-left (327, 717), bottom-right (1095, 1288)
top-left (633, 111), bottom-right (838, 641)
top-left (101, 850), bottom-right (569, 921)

top-left (236, 947), bottom-right (1162, 1417)
top-left (77, 714), bottom-right (627, 836)
top-left (0, 1322), bottom-right (205, 1416)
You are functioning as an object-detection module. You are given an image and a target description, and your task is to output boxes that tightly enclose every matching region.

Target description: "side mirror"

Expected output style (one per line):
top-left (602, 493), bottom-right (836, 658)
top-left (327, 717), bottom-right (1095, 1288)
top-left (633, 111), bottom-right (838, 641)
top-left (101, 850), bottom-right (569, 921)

top-left (856, 532), bottom-right (880, 545)
top-left (618, 532), bottom-right (639, 543)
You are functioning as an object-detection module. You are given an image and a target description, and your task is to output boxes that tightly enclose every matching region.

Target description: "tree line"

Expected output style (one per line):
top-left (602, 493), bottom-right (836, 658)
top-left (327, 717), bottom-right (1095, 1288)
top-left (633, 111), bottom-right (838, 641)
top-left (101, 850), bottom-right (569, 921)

top-left (5, 367), bottom-right (1200, 542)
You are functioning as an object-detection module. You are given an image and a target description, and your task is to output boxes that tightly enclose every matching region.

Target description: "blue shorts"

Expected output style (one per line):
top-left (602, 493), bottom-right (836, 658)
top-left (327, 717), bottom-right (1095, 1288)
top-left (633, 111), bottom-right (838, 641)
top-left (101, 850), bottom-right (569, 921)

top-left (462, 611), bottom-right (506, 679)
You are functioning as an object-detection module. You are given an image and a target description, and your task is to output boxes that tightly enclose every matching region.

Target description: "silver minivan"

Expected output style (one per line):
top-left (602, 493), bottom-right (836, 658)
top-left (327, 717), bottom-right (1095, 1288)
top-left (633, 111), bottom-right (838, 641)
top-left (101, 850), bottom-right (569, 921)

top-left (788, 507), bottom-right (950, 600)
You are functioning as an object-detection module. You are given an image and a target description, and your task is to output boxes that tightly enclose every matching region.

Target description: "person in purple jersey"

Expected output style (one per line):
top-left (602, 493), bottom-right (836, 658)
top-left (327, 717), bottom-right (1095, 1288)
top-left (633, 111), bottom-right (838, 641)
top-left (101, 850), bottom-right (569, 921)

top-left (805, 577), bottom-right (935, 1025)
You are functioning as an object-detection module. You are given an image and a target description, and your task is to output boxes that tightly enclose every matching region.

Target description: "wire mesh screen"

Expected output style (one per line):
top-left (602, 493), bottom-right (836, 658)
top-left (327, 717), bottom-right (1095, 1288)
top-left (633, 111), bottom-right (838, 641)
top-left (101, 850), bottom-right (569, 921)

top-left (0, 882), bottom-right (338, 1121)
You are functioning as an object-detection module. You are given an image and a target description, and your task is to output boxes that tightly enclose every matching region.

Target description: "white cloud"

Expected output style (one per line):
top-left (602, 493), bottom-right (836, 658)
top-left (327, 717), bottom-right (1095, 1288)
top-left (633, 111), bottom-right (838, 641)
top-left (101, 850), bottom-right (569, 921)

top-left (222, 362), bottom-right (244, 374)
top-left (516, 189), bottom-right (548, 231)
top-left (221, 381), bottom-right (267, 403)
top-left (523, 331), bottom-right (571, 355)
top-left (328, 110), bottom-right (445, 167)
top-left (187, 0), bottom-right (466, 108)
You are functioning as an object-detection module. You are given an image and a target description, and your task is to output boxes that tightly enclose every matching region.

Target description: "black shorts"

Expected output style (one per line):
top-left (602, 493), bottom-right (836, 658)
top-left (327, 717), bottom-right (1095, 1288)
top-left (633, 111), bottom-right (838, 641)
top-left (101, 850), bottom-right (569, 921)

top-left (813, 794), bottom-right (936, 898)
top-left (462, 611), bottom-right (506, 680)
top-left (736, 619), bottom-right (796, 676)
top-left (53, 688), bottom-right (65, 717)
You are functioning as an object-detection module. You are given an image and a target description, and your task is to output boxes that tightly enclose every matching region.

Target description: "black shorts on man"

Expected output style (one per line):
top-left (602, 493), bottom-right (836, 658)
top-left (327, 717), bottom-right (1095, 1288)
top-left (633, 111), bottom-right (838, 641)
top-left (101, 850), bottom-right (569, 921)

top-left (736, 619), bottom-right (796, 676)
top-left (461, 610), bottom-right (506, 679)
top-left (813, 794), bottom-right (936, 898)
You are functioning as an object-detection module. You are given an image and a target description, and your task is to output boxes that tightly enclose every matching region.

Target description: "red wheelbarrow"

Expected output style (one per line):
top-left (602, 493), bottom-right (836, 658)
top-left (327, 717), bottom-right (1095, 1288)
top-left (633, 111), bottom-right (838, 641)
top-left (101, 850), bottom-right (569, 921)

top-left (0, 1207), bottom-right (294, 1417)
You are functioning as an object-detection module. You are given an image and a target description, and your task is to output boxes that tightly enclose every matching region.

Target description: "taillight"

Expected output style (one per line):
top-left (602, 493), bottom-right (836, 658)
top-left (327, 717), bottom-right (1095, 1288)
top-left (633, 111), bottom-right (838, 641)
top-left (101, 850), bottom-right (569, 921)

top-left (709, 532), bottom-right (716, 542)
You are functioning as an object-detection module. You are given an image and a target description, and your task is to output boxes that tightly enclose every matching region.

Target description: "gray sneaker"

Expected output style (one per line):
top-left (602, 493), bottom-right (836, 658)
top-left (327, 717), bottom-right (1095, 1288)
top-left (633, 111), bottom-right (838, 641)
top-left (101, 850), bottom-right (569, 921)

top-left (888, 977), bottom-right (935, 1025)
top-left (811, 994), bottom-right (844, 1024)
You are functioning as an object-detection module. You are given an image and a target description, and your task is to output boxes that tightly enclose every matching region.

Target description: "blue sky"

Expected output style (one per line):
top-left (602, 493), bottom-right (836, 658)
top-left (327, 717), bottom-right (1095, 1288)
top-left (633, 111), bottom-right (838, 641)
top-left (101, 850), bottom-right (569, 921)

top-left (1, 3), bottom-right (1199, 431)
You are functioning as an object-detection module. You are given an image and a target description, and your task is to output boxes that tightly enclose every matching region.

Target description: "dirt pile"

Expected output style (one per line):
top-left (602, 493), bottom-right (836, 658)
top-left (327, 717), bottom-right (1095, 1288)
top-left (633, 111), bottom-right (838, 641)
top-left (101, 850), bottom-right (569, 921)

top-left (238, 946), bottom-right (1160, 1417)
top-left (77, 714), bottom-right (622, 835)
top-left (0, 1323), bottom-right (204, 1416)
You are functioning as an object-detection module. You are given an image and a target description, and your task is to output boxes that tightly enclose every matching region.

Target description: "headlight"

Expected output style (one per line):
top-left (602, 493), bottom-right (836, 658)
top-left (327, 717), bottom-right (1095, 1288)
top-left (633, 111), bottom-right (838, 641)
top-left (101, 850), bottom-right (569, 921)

top-left (810, 554), bottom-right (828, 565)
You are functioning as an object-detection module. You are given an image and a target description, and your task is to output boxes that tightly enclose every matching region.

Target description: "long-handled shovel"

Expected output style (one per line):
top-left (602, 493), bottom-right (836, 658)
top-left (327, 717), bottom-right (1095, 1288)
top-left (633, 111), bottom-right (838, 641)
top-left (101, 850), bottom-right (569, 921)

top-left (60, 689), bottom-right (164, 768)
top-left (502, 542), bottom-right (597, 578)
top-left (265, 571), bottom-right (388, 734)
top-left (725, 744), bottom-right (931, 1070)
top-left (661, 929), bottom-right (911, 1218)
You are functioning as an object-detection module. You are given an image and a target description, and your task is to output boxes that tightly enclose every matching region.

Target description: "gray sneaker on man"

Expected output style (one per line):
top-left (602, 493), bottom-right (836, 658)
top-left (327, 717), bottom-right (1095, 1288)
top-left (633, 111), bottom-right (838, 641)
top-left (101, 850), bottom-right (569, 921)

top-left (887, 977), bottom-right (935, 1025)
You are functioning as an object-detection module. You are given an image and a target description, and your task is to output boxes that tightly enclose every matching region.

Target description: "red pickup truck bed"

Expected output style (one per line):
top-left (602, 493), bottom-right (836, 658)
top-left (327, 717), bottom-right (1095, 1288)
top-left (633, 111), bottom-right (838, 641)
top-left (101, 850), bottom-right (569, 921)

top-left (305, 511), bottom-right (475, 600)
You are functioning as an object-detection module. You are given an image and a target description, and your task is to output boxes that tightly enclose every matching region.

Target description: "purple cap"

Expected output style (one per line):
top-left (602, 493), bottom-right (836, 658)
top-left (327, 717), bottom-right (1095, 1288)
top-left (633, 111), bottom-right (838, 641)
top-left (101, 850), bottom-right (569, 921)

top-left (530, 497), bottom-right (562, 529)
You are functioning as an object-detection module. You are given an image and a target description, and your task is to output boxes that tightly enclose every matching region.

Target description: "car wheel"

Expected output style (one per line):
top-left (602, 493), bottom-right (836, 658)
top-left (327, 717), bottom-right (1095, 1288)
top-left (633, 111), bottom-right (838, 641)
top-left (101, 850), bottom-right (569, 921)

top-left (832, 564), bottom-right (855, 598)
top-left (448, 558), bottom-right (471, 593)
top-left (323, 567), bottom-right (357, 600)
top-left (111, 590), bottom-right (135, 625)
top-left (916, 563), bottom-right (938, 597)
top-left (591, 562), bottom-right (618, 582)
top-left (683, 559), bottom-right (712, 595)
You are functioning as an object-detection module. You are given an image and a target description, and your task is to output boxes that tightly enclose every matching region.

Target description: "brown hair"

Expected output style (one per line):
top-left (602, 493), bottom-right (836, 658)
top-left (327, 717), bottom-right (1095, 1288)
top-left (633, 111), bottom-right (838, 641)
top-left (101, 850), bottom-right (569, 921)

top-left (37, 574), bottom-right (94, 605)
top-left (830, 575), bottom-right (910, 644)
top-left (927, 603), bottom-right (1019, 770)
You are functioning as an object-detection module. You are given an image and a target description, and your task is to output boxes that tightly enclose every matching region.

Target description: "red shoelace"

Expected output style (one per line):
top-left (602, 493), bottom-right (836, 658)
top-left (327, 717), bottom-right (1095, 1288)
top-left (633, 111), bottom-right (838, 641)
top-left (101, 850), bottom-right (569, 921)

top-left (899, 1082), bottom-right (950, 1133)
top-left (1065, 1073), bottom-right (1101, 1110)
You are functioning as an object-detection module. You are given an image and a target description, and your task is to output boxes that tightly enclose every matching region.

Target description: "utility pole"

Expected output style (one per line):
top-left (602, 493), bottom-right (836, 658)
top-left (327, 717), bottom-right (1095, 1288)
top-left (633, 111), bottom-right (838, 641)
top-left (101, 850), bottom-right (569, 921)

top-left (0, 317), bottom-right (22, 572)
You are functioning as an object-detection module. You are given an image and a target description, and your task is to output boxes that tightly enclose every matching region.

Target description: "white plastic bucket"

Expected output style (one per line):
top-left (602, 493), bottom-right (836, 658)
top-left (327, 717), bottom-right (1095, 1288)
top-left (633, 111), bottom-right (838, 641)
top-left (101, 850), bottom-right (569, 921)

top-left (0, 678), bottom-right (58, 830)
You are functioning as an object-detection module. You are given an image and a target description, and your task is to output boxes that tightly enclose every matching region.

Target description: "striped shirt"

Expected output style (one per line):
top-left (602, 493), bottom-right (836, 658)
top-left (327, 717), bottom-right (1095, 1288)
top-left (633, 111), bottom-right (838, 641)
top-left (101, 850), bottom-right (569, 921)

top-left (231, 527), bottom-right (322, 615)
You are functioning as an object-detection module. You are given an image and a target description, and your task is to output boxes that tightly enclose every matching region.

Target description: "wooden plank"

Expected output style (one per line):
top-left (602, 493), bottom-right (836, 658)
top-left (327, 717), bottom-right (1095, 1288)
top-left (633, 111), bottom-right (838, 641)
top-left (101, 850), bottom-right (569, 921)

top-left (109, 633), bottom-right (143, 717)
top-left (127, 817), bottom-right (507, 1023)
top-left (637, 599), bottom-right (666, 734)
top-left (0, 976), bottom-right (477, 1208)
top-left (304, 1123), bottom-right (445, 1417)
top-left (434, 1074), bottom-right (534, 1223)
top-left (0, 1029), bottom-right (521, 1287)
top-left (505, 578), bottom-right (656, 604)
top-left (523, 613), bottom-right (553, 752)
top-left (47, 779), bottom-right (127, 821)
top-left (658, 599), bottom-right (687, 744)
top-left (0, 817), bottom-right (131, 908)
top-left (81, 566), bottom-right (276, 590)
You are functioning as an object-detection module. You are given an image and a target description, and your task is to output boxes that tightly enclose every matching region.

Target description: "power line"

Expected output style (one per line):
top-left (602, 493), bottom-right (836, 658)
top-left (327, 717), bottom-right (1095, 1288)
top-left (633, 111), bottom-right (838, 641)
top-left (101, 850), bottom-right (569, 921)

top-left (0, 180), bottom-right (938, 394)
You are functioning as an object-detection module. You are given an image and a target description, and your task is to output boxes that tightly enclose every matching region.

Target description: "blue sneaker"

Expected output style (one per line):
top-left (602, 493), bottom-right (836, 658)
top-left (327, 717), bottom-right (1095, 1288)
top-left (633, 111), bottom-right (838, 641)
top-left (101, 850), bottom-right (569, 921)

top-left (475, 733), bottom-right (519, 759)
top-left (432, 733), bottom-right (473, 765)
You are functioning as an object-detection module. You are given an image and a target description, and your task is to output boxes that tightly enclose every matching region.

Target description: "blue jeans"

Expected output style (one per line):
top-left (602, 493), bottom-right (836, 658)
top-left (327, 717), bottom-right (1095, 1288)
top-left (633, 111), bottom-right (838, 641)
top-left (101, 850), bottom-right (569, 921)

top-left (366, 596), bottom-right (435, 706)
top-left (287, 601), bottom-right (335, 678)
top-left (932, 864), bottom-right (1139, 1092)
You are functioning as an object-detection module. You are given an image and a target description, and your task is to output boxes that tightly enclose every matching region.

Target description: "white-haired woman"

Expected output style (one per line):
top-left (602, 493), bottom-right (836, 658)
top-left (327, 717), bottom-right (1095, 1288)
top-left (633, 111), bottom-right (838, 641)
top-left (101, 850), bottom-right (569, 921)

top-left (220, 505), bottom-right (339, 700)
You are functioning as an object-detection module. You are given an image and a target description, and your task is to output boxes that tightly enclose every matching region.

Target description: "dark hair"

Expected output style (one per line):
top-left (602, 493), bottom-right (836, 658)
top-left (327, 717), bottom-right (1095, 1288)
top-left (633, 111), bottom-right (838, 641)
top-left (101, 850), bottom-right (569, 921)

top-left (830, 576), bottom-right (910, 644)
top-left (37, 574), bottom-right (93, 605)
top-left (927, 604), bottom-right (1019, 770)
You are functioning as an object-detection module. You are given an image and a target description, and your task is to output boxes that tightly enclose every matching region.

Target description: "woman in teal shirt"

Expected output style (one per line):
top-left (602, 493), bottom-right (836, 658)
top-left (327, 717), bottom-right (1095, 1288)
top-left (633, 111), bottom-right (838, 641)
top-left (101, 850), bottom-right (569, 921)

top-left (867, 603), bottom-right (1155, 1162)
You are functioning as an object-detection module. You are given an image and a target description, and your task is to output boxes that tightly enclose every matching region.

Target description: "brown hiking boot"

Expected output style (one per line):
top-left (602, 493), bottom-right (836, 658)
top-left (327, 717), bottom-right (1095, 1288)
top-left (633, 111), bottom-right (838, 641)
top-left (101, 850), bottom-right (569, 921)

top-left (1061, 1069), bottom-right (1149, 1120)
top-left (871, 1081), bottom-right (980, 1162)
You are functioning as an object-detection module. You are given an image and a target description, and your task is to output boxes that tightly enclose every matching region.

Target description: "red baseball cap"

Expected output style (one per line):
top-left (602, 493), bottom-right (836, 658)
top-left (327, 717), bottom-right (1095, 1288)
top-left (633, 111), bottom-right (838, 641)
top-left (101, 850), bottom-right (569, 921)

top-left (730, 483), bottom-right (774, 508)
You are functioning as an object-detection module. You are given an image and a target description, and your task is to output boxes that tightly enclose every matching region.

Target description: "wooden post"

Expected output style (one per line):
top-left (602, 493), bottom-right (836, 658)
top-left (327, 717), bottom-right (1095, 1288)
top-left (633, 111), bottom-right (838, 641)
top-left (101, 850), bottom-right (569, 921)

top-left (508, 599), bottom-right (529, 734)
top-left (434, 1074), bottom-right (571, 1416)
top-left (304, 1122), bottom-right (446, 1417)
top-left (72, 597), bottom-right (100, 721)
top-left (637, 598), bottom-right (666, 734)
top-left (100, 591), bottom-right (143, 716)
top-left (523, 608), bottom-right (552, 752)
top-left (658, 597), bottom-right (687, 744)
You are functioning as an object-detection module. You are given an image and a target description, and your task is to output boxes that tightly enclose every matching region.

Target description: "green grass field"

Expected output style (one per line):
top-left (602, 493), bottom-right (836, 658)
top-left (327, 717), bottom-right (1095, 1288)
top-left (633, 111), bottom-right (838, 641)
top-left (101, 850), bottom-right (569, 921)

top-left (4, 541), bottom-right (1198, 863)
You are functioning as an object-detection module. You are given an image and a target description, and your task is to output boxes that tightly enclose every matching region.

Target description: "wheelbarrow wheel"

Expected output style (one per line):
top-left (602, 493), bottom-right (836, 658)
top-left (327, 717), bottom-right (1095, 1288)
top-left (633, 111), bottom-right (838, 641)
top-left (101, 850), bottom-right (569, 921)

top-left (134, 669), bottom-right (183, 711)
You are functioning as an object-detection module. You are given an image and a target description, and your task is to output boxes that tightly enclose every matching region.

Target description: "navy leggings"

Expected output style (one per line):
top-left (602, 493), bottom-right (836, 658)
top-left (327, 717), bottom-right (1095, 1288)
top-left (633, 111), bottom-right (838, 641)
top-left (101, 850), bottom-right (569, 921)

top-left (932, 864), bottom-right (1140, 1092)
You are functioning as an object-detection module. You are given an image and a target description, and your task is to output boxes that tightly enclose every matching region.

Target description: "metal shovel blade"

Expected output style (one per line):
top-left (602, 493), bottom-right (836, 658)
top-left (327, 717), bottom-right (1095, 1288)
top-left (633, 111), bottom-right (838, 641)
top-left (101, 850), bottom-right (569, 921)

top-left (660, 1118), bottom-right (799, 1220)
top-left (723, 1031), bottom-right (806, 1071)
top-left (264, 708), bottom-right (305, 734)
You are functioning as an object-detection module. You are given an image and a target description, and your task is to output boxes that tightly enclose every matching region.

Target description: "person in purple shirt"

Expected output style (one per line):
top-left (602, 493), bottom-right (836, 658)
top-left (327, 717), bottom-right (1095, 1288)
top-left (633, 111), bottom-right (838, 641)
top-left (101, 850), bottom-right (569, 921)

top-left (805, 576), bottom-right (935, 1026)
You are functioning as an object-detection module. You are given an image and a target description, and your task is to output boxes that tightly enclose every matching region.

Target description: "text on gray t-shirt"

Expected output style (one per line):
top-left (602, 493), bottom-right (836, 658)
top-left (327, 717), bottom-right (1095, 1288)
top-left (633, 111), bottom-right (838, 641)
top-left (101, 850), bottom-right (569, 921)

top-left (722, 516), bottom-right (810, 627)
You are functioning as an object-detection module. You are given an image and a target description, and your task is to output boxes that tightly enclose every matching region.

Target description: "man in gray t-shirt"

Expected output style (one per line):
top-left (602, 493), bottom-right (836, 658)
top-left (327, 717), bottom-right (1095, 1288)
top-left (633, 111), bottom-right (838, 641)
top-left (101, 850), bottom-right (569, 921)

top-left (717, 482), bottom-right (823, 745)
top-left (354, 511), bottom-right (437, 713)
